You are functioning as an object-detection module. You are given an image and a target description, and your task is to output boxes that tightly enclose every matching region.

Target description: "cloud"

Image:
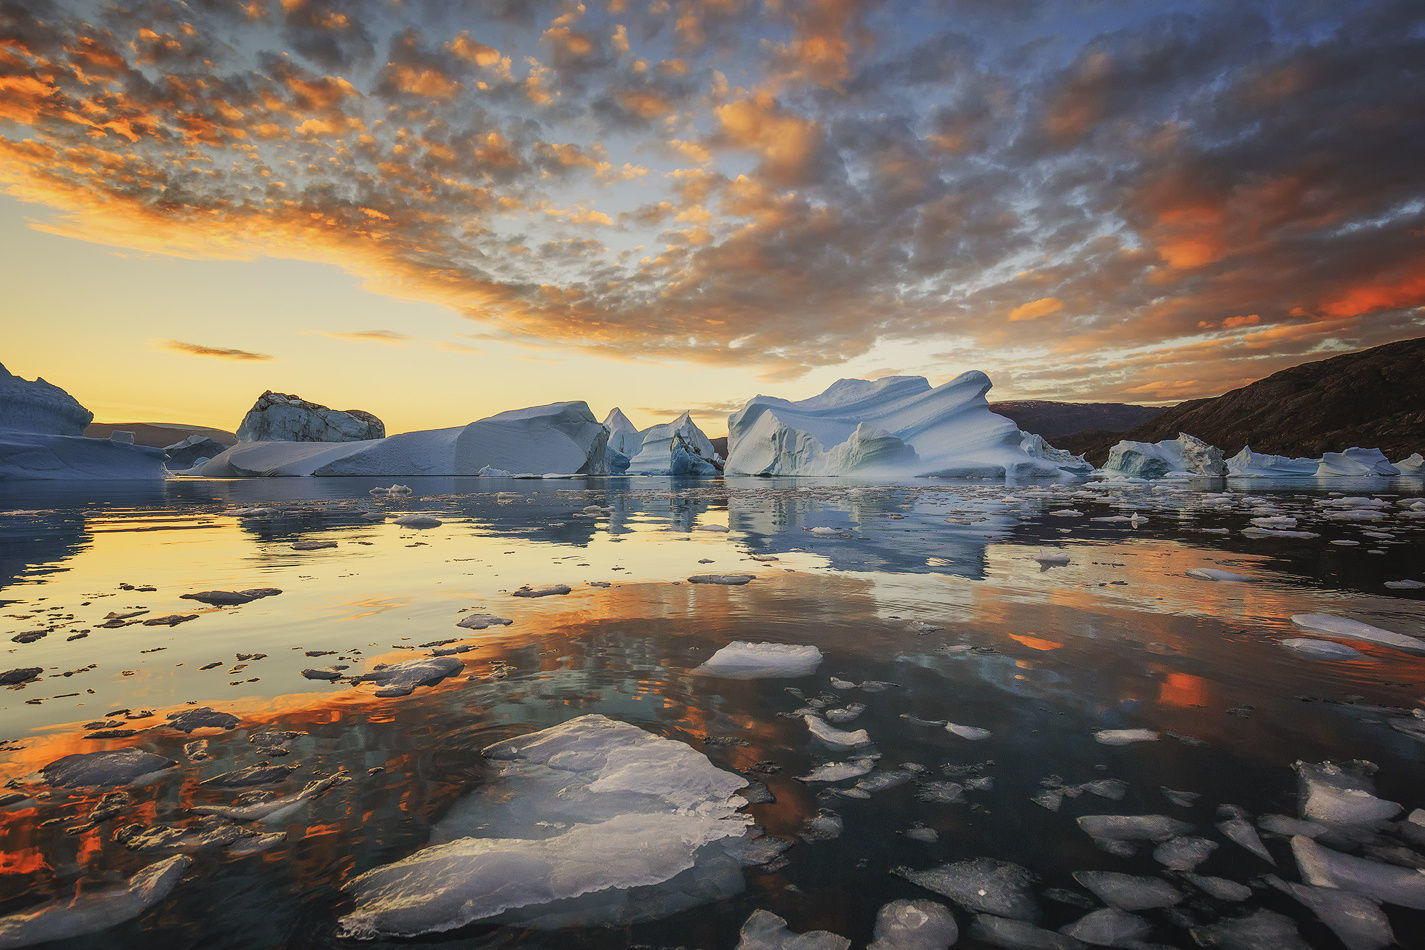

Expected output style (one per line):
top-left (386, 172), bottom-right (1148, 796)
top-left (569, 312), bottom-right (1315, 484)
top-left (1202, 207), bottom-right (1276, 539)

top-left (156, 339), bottom-right (273, 361)
top-left (321, 329), bottom-right (412, 344)
top-left (1007, 297), bottom-right (1064, 322)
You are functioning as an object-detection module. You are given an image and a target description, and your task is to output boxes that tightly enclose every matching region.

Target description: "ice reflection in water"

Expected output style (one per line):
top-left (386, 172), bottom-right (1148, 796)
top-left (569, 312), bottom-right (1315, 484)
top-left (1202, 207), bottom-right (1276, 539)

top-left (0, 475), bottom-right (1423, 947)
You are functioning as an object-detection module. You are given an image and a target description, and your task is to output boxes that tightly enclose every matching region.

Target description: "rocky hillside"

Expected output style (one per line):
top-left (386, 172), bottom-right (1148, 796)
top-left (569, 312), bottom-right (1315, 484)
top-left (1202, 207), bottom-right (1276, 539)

top-left (990, 401), bottom-right (1164, 440)
top-left (1073, 337), bottom-right (1425, 464)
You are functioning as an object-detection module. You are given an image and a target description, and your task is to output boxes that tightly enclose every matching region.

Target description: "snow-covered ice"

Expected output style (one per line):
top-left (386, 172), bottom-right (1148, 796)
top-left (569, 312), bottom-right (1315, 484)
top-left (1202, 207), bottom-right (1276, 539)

top-left (696, 642), bottom-right (822, 678)
top-left (898, 858), bottom-right (1039, 920)
top-left (725, 373), bottom-right (1088, 479)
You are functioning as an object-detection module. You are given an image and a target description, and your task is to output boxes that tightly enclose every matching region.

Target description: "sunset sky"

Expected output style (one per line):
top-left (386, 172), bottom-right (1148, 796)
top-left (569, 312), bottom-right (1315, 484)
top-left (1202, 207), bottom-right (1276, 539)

top-left (2, 0), bottom-right (1422, 435)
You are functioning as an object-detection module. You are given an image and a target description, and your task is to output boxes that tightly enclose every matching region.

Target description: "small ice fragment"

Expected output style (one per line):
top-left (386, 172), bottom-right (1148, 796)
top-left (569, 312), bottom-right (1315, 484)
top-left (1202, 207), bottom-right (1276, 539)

top-left (1216, 817), bottom-right (1275, 864)
top-left (1291, 835), bottom-right (1425, 908)
top-left (0, 855), bottom-right (190, 947)
top-left (392, 514), bottom-right (442, 528)
top-left (456, 613), bottom-right (512, 630)
top-left (1186, 568), bottom-right (1254, 582)
top-left (804, 715), bottom-right (870, 748)
top-left (829, 677), bottom-right (857, 690)
top-left (1294, 761), bottom-right (1401, 826)
top-left (1059, 907), bottom-right (1150, 946)
top-left (868, 900), bottom-right (957, 950)
top-left (687, 573), bottom-right (754, 585)
top-left (1153, 835), bottom-right (1218, 870)
top-left (798, 758), bottom-right (878, 783)
top-left (946, 723), bottom-right (991, 740)
top-left (1076, 814), bottom-right (1192, 841)
top-left (1280, 639), bottom-right (1364, 660)
top-left (695, 642), bottom-right (823, 679)
top-left (511, 584), bottom-right (571, 597)
top-left (897, 858), bottom-right (1040, 920)
top-left (1267, 874), bottom-right (1395, 950)
top-left (1290, 614), bottom-right (1425, 653)
top-left (801, 809), bottom-right (843, 841)
top-left (735, 909), bottom-right (849, 950)
top-left (1072, 871), bottom-right (1183, 910)
top-left (1162, 787), bottom-right (1200, 807)
top-left (1190, 909), bottom-right (1307, 949)
top-left (824, 703), bottom-right (865, 723)
top-left (1093, 729), bottom-right (1158, 745)
top-left (193, 772), bottom-right (348, 823)
top-left (1185, 874), bottom-right (1252, 901)
top-left (352, 656), bottom-right (463, 697)
top-left (968, 915), bottom-right (1079, 949)
top-left (39, 749), bottom-right (177, 788)
top-left (1386, 579), bottom-right (1425, 590)
top-left (1034, 550), bottom-right (1070, 566)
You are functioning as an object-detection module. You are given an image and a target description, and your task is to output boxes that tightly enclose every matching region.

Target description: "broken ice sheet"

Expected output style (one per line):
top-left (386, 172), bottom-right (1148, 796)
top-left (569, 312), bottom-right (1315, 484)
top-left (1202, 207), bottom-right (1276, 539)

top-left (339, 715), bottom-right (772, 937)
top-left (897, 858), bottom-right (1039, 920)
top-left (0, 855), bottom-right (190, 947)
top-left (695, 641), bottom-right (823, 678)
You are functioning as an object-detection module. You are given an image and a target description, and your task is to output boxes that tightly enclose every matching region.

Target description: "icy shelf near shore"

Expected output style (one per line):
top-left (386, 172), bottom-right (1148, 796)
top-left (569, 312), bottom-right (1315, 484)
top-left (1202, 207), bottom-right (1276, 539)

top-left (192, 401), bottom-right (610, 477)
top-left (338, 715), bottom-right (775, 937)
top-left (724, 373), bottom-right (1088, 479)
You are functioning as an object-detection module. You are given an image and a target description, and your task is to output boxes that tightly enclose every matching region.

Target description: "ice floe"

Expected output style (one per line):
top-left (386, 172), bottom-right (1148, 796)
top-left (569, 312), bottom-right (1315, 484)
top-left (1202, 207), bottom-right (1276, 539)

top-left (867, 900), bottom-right (957, 950)
top-left (898, 858), bottom-right (1039, 920)
top-left (1290, 614), bottom-right (1425, 653)
top-left (0, 855), bottom-right (189, 948)
top-left (696, 642), bottom-right (823, 678)
top-left (735, 909), bottom-right (849, 950)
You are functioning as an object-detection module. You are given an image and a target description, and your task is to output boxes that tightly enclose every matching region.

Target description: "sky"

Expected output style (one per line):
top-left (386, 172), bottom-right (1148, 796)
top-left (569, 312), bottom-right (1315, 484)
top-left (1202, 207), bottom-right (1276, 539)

top-left (1, 0), bottom-right (1422, 436)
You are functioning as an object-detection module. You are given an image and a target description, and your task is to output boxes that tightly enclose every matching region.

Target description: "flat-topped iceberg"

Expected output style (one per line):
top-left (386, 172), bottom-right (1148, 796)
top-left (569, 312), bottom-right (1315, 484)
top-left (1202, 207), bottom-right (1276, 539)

top-left (724, 373), bottom-right (1085, 479)
top-left (1100, 433), bottom-right (1227, 479)
top-left (338, 715), bottom-right (769, 937)
top-left (193, 402), bottom-right (610, 477)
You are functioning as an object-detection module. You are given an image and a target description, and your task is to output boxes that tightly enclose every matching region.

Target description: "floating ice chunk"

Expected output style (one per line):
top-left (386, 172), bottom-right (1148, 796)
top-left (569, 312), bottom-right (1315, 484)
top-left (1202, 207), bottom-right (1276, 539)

top-left (1190, 909), bottom-right (1307, 949)
top-left (193, 773), bottom-right (348, 823)
top-left (1267, 875), bottom-right (1395, 950)
top-left (0, 855), bottom-right (190, 948)
top-left (181, 587), bottom-right (282, 606)
top-left (1250, 515), bottom-right (1298, 529)
top-left (946, 723), bottom-right (992, 740)
top-left (342, 716), bottom-right (758, 936)
top-left (688, 573), bottom-right (755, 585)
top-left (511, 584), bottom-right (571, 597)
top-left (824, 703), bottom-right (865, 723)
top-left (968, 914), bottom-right (1080, 949)
top-left (696, 642), bottom-right (823, 678)
top-left (1186, 568), bottom-right (1254, 582)
top-left (801, 809), bottom-right (844, 841)
top-left (1289, 614), bottom-right (1425, 653)
top-left (1259, 814), bottom-right (1329, 838)
top-left (1242, 526), bottom-right (1319, 539)
top-left (1280, 638), bottom-right (1364, 660)
top-left (1153, 835), bottom-right (1218, 870)
top-left (393, 514), bottom-right (442, 528)
top-left (798, 763), bottom-right (872, 786)
top-left (1059, 907), bottom-right (1149, 946)
top-left (1034, 550), bottom-right (1070, 566)
top-left (735, 909), bottom-right (849, 950)
top-left (1316, 448), bottom-right (1398, 478)
top-left (1385, 579), bottom-right (1425, 590)
top-left (352, 656), bottom-right (463, 697)
top-left (1185, 874), bottom-right (1252, 901)
top-left (456, 612), bottom-right (512, 630)
top-left (1072, 871), bottom-right (1182, 910)
top-left (164, 707), bottom-right (239, 733)
top-left (39, 749), bottom-right (177, 788)
top-left (804, 715), bottom-right (870, 748)
top-left (1397, 453), bottom-right (1425, 474)
top-left (868, 900), bottom-right (958, 950)
top-left (1076, 815), bottom-right (1192, 842)
top-left (1092, 729), bottom-right (1159, 745)
top-left (1295, 761), bottom-right (1401, 826)
top-left (1291, 835), bottom-right (1425, 908)
top-left (899, 858), bottom-right (1039, 920)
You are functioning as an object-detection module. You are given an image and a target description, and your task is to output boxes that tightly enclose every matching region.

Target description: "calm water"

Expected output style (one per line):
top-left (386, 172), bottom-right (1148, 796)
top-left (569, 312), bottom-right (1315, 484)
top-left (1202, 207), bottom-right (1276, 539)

top-left (2, 475), bottom-right (1425, 948)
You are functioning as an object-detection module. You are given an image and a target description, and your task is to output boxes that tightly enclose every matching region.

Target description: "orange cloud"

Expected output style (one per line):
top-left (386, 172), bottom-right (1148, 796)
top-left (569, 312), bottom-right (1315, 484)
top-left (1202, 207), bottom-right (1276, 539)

top-left (1007, 297), bottom-right (1064, 321)
top-left (157, 339), bottom-right (273, 360)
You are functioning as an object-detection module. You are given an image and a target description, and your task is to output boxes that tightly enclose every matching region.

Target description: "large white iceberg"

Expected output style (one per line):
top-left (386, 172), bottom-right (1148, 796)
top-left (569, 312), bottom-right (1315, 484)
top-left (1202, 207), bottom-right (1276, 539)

top-left (338, 715), bottom-right (770, 937)
top-left (626, 411), bottom-right (722, 475)
top-left (1227, 446), bottom-right (1319, 478)
top-left (235, 391), bottom-right (384, 442)
top-left (1100, 432), bottom-right (1227, 479)
top-left (1396, 453), bottom-right (1424, 475)
top-left (1315, 448), bottom-right (1399, 477)
top-left (194, 402), bottom-right (610, 477)
top-left (0, 363), bottom-right (92, 435)
top-left (724, 373), bottom-right (1084, 479)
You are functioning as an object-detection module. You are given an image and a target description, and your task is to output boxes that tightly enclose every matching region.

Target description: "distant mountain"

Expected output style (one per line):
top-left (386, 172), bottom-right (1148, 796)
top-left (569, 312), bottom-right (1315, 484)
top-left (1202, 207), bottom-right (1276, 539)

top-left (1071, 337), bottom-right (1425, 464)
top-left (990, 401), bottom-right (1165, 440)
top-left (710, 435), bottom-right (728, 458)
top-left (84, 422), bottom-right (238, 449)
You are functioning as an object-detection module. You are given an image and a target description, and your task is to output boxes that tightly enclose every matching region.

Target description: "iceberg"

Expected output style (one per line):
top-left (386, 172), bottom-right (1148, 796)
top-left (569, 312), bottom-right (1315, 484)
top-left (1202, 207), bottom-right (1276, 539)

top-left (235, 391), bottom-right (384, 442)
top-left (194, 402), bottom-right (610, 477)
top-left (338, 715), bottom-right (766, 937)
top-left (0, 855), bottom-right (190, 948)
top-left (1397, 453), bottom-right (1424, 474)
top-left (0, 362), bottom-right (92, 435)
top-left (1100, 432), bottom-right (1227, 479)
top-left (626, 411), bottom-right (722, 475)
top-left (725, 373), bottom-right (1086, 479)
top-left (163, 434), bottom-right (229, 470)
top-left (1226, 446), bottom-right (1319, 478)
top-left (1315, 448), bottom-right (1399, 477)
top-left (695, 642), bottom-right (823, 678)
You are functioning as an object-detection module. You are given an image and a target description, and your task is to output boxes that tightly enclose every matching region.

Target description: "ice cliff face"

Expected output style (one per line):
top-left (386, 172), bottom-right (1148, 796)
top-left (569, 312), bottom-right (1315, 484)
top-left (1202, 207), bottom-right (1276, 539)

top-left (0, 363), bottom-right (93, 435)
top-left (1100, 433), bottom-right (1228, 479)
top-left (1315, 448), bottom-right (1399, 477)
top-left (1226, 446), bottom-right (1319, 478)
top-left (236, 391), bottom-right (385, 442)
top-left (724, 372), bottom-right (1084, 479)
top-left (194, 401), bottom-right (609, 477)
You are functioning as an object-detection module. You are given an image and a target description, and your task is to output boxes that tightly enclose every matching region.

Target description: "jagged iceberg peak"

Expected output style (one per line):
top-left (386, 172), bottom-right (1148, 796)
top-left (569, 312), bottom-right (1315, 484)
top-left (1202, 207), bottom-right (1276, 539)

top-left (0, 362), bottom-right (93, 435)
top-left (725, 370), bottom-right (1083, 479)
top-left (601, 406), bottom-right (644, 461)
top-left (626, 410), bottom-right (722, 475)
top-left (1227, 445), bottom-right (1319, 478)
top-left (236, 390), bottom-right (385, 443)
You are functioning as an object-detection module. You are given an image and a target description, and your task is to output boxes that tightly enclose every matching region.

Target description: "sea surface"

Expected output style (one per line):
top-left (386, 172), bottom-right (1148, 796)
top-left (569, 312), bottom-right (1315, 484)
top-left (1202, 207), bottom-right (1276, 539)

top-left (2, 474), bottom-right (1425, 948)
